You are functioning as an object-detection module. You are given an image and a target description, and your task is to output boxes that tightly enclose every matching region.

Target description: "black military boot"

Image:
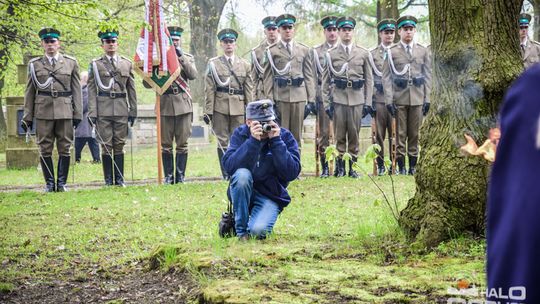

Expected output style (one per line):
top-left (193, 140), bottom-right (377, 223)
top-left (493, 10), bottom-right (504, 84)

top-left (333, 160), bottom-right (339, 177)
top-left (162, 152), bottom-right (174, 185)
top-left (319, 154), bottom-right (329, 178)
top-left (41, 156), bottom-right (56, 192)
top-left (56, 156), bottom-right (70, 192)
top-left (102, 154), bottom-right (114, 186)
top-left (336, 157), bottom-right (346, 177)
top-left (376, 157), bottom-right (386, 176)
top-left (397, 157), bottom-right (407, 175)
top-left (408, 156), bottom-right (418, 175)
top-left (113, 154), bottom-right (126, 187)
top-left (217, 148), bottom-right (229, 180)
top-left (175, 153), bottom-right (188, 183)
top-left (348, 157), bottom-right (360, 178)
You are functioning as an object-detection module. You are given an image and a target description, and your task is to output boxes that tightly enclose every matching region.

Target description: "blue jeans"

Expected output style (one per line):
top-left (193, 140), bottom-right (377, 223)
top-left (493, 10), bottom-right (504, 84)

top-left (229, 168), bottom-right (280, 238)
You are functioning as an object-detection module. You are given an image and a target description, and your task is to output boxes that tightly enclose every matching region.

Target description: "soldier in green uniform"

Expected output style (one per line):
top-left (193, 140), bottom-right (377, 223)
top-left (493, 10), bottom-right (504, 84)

top-left (87, 29), bottom-right (138, 186)
top-left (519, 13), bottom-right (540, 69)
top-left (158, 26), bottom-right (197, 184)
top-left (251, 16), bottom-right (279, 100)
top-left (369, 19), bottom-right (396, 175)
top-left (322, 17), bottom-right (374, 178)
top-left (382, 15), bottom-right (431, 175)
top-left (262, 14), bottom-right (316, 148)
top-left (22, 27), bottom-right (82, 192)
top-left (204, 29), bottom-right (254, 180)
top-left (312, 15), bottom-right (338, 178)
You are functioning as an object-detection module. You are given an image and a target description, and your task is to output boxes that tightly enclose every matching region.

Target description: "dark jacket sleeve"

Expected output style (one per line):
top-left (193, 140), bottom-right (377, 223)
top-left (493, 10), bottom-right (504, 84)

top-left (223, 128), bottom-right (262, 175)
top-left (269, 129), bottom-right (301, 181)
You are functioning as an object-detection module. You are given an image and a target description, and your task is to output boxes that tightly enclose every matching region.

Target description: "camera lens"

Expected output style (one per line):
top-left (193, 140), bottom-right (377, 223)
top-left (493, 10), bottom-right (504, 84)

top-left (262, 123), bottom-right (272, 133)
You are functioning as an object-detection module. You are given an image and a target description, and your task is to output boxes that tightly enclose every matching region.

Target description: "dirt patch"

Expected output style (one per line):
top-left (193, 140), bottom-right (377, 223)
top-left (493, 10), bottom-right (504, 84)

top-left (0, 266), bottom-right (200, 304)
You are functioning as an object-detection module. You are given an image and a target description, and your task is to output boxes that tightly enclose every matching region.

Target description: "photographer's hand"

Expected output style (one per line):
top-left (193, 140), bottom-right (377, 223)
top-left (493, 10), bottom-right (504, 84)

top-left (250, 121), bottom-right (263, 141)
top-left (268, 121), bottom-right (280, 139)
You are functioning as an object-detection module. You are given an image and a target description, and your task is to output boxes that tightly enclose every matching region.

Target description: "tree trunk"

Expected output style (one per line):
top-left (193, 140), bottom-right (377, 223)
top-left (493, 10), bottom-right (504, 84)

top-left (399, 0), bottom-right (523, 249)
top-left (531, 0), bottom-right (540, 41)
top-left (0, 3), bottom-right (14, 142)
top-left (377, 0), bottom-right (399, 44)
top-left (188, 0), bottom-right (227, 106)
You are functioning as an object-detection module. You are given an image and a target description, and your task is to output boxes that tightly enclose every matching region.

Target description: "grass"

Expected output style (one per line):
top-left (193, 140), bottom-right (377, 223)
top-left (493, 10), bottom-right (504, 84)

top-left (0, 144), bottom-right (486, 303)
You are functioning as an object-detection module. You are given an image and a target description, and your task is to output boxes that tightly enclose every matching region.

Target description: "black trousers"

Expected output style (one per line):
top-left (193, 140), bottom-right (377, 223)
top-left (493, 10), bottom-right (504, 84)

top-left (75, 137), bottom-right (100, 162)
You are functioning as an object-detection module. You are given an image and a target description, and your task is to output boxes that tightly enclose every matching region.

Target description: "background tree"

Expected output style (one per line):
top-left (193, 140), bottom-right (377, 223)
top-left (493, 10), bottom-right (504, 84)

top-left (399, 0), bottom-right (523, 249)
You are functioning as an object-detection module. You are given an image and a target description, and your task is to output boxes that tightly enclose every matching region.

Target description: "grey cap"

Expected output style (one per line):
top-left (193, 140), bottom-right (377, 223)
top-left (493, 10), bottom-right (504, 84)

top-left (246, 100), bottom-right (276, 121)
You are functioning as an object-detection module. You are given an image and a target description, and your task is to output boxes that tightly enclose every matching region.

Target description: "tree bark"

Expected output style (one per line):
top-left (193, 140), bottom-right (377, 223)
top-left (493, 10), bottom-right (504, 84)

top-left (377, 0), bottom-right (400, 44)
top-left (399, 0), bottom-right (523, 249)
top-left (188, 0), bottom-right (227, 105)
top-left (0, 3), bottom-right (15, 142)
top-left (530, 0), bottom-right (540, 41)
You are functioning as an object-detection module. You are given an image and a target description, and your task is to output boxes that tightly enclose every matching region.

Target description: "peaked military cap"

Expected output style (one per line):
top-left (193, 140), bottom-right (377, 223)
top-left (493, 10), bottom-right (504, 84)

top-left (337, 16), bottom-right (356, 29)
top-left (38, 27), bottom-right (60, 40)
top-left (520, 13), bottom-right (532, 26)
top-left (98, 28), bottom-right (119, 40)
top-left (320, 16), bottom-right (338, 29)
top-left (217, 28), bottom-right (238, 41)
top-left (377, 19), bottom-right (397, 32)
top-left (397, 15), bottom-right (418, 28)
top-left (276, 14), bottom-right (296, 27)
top-left (168, 26), bottom-right (183, 39)
top-left (246, 100), bottom-right (276, 121)
top-left (262, 16), bottom-right (277, 29)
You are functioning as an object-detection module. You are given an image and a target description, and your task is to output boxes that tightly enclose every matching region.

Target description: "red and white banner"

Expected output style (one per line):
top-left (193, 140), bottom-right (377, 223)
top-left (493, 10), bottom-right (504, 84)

top-left (133, 0), bottom-right (181, 95)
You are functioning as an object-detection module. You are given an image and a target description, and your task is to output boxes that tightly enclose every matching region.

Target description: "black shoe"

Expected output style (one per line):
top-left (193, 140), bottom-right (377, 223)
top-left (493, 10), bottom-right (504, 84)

top-left (41, 157), bottom-right (55, 192)
top-left (113, 154), bottom-right (126, 187)
top-left (217, 148), bottom-right (229, 180)
top-left (408, 156), bottom-right (417, 175)
top-left (397, 157), bottom-right (407, 175)
top-left (348, 157), bottom-right (359, 178)
top-left (162, 152), bottom-right (174, 184)
top-left (56, 156), bottom-right (70, 192)
top-left (336, 157), bottom-right (346, 177)
top-left (102, 154), bottom-right (113, 186)
top-left (319, 154), bottom-right (329, 178)
top-left (377, 166), bottom-right (386, 176)
top-left (175, 153), bottom-right (188, 183)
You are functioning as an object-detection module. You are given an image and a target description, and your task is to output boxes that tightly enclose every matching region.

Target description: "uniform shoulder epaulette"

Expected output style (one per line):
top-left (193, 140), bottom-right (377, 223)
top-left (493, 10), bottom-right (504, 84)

top-left (28, 57), bottom-right (41, 63)
top-left (389, 44), bottom-right (399, 49)
top-left (296, 42), bottom-right (309, 49)
top-left (531, 40), bottom-right (540, 46)
top-left (312, 43), bottom-right (323, 50)
top-left (355, 45), bottom-right (369, 52)
top-left (266, 42), bottom-right (279, 50)
top-left (415, 43), bottom-right (426, 49)
top-left (183, 52), bottom-right (194, 58)
top-left (63, 54), bottom-right (77, 61)
top-left (209, 56), bottom-right (220, 62)
top-left (119, 55), bottom-right (132, 62)
top-left (328, 44), bottom-right (339, 52)
top-left (370, 46), bottom-right (379, 52)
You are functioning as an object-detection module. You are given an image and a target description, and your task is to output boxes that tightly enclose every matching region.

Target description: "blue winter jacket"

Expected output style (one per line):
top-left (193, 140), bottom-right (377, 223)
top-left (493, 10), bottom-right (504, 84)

top-left (222, 124), bottom-right (301, 210)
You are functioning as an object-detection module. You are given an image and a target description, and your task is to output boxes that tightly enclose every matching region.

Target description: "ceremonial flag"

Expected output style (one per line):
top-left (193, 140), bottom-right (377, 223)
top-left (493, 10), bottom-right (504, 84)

top-left (134, 0), bottom-right (181, 95)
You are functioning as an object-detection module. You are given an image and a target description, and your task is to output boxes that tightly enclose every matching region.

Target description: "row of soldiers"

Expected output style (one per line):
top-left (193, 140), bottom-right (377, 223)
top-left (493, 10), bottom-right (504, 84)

top-left (204, 13), bottom-right (430, 179)
top-left (21, 11), bottom-right (539, 191)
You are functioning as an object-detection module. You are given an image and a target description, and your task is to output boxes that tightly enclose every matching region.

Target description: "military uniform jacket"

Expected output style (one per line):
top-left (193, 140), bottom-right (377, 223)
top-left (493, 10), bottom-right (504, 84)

top-left (522, 39), bottom-right (540, 69)
top-left (204, 55), bottom-right (254, 116)
top-left (322, 44), bottom-right (374, 107)
top-left (370, 44), bottom-right (390, 104)
top-left (23, 54), bottom-right (82, 121)
top-left (251, 40), bottom-right (271, 99)
top-left (312, 42), bottom-right (333, 102)
top-left (382, 42), bottom-right (431, 106)
top-left (161, 52), bottom-right (197, 116)
top-left (87, 55), bottom-right (137, 118)
top-left (262, 41), bottom-right (316, 103)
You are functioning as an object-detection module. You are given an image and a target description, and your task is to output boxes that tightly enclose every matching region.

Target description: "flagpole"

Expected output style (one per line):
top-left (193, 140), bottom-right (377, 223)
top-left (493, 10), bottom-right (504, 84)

top-left (156, 93), bottom-right (163, 184)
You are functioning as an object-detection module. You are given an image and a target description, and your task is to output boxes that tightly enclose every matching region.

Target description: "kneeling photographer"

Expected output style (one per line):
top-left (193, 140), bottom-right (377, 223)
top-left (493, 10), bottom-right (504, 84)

top-left (222, 100), bottom-right (301, 241)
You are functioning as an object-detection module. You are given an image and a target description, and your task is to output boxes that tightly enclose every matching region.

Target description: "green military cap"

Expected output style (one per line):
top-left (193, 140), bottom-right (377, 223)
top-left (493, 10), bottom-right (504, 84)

top-left (38, 27), bottom-right (60, 40)
top-left (168, 26), bottom-right (183, 39)
top-left (246, 100), bottom-right (276, 121)
top-left (262, 16), bottom-right (277, 29)
top-left (320, 16), bottom-right (338, 29)
top-left (397, 15), bottom-right (418, 28)
top-left (217, 28), bottom-right (238, 41)
top-left (276, 14), bottom-right (296, 27)
top-left (520, 13), bottom-right (532, 26)
top-left (377, 19), bottom-right (397, 32)
top-left (98, 28), bottom-right (119, 40)
top-left (336, 16), bottom-right (356, 29)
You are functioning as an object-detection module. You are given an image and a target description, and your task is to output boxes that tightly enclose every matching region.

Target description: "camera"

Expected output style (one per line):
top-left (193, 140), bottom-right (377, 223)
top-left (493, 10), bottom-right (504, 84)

top-left (261, 121), bottom-right (273, 133)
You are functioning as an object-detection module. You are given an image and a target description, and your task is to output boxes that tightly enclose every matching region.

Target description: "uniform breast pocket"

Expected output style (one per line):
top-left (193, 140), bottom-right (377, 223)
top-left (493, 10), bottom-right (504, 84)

top-left (414, 57), bottom-right (425, 65)
top-left (35, 70), bottom-right (50, 83)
